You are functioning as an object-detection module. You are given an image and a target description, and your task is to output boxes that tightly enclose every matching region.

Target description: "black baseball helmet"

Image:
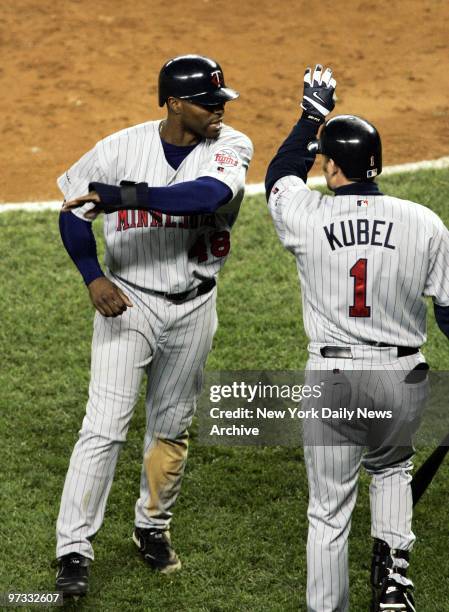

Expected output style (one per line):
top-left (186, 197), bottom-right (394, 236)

top-left (308, 114), bottom-right (382, 181)
top-left (158, 54), bottom-right (239, 107)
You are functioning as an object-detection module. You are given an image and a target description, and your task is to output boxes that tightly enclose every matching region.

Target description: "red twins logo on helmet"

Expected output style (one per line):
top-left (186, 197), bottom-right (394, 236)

top-left (210, 70), bottom-right (223, 88)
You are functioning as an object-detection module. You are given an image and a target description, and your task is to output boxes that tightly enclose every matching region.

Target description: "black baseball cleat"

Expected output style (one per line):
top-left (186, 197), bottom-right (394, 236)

top-left (378, 577), bottom-right (416, 612)
top-left (370, 538), bottom-right (415, 612)
top-left (133, 527), bottom-right (181, 574)
top-left (54, 552), bottom-right (90, 597)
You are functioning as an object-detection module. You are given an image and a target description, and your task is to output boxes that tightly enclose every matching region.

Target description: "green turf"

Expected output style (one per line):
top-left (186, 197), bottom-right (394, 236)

top-left (0, 168), bottom-right (448, 611)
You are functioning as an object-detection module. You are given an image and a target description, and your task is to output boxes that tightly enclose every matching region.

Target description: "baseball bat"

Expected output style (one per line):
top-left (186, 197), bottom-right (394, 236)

top-left (412, 431), bottom-right (449, 506)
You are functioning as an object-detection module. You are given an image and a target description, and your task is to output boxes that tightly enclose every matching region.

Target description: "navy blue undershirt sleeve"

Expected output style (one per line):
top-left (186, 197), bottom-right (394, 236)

top-left (59, 211), bottom-right (104, 286)
top-left (149, 177), bottom-right (232, 213)
top-left (434, 303), bottom-right (449, 340)
top-left (90, 176), bottom-right (232, 215)
top-left (264, 113), bottom-right (321, 199)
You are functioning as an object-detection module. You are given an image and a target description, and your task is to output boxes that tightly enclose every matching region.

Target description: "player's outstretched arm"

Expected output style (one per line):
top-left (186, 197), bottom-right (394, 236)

top-left (265, 64), bottom-right (336, 197)
top-left (61, 177), bottom-right (232, 219)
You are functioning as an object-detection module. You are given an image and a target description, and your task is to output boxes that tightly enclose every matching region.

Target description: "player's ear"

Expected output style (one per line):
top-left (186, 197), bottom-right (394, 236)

top-left (323, 156), bottom-right (337, 176)
top-left (328, 158), bottom-right (340, 177)
top-left (167, 97), bottom-right (182, 115)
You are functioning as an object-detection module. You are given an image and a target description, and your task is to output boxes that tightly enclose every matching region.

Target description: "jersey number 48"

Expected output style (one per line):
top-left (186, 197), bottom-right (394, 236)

top-left (188, 231), bottom-right (230, 263)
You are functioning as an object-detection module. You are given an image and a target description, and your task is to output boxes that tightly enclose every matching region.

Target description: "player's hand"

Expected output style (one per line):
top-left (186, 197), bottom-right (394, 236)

top-left (88, 277), bottom-right (133, 317)
top-left (301, 64), bottom-right (336, 122)
top-left (62, 192), bottom-right (102, 220)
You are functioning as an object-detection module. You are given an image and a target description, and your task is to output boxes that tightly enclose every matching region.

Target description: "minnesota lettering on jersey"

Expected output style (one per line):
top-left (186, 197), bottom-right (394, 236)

top-left (323, 218), bottom-right (396, 251)
top-left (115, 209), bottom-right (218, 231)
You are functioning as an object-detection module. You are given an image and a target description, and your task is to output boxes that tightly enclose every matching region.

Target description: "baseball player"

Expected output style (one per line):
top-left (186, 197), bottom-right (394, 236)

top-left (53, 54), bottom-right (253, 597)
top-left (265, 65), bottom-right (449, 611)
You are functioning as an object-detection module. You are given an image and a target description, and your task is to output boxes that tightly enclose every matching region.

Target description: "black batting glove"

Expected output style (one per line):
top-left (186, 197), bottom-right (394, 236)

top-left (301, 64), bottom-right (337, 124)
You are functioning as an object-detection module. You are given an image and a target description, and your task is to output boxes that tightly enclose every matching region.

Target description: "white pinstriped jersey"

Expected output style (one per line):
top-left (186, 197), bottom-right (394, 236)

top-left (57, 120), bottom-right (253, 292)
top-left (269, 175), bottom-right (449, 346)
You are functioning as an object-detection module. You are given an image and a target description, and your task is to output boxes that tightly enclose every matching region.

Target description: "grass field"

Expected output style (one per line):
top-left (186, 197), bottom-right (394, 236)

top-left (1, 168), bottom-right (449, 611)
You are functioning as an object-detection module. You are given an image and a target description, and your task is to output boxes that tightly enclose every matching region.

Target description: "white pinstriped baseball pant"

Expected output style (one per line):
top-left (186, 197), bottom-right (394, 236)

top-left (303, 344), bottom-right (428, 612)
top-left (56, 277), bottom-right (217, 559)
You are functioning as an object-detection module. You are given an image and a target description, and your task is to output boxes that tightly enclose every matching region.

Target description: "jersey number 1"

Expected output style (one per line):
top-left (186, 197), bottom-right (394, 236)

top-left (349, 258), bottom-right (371, 317)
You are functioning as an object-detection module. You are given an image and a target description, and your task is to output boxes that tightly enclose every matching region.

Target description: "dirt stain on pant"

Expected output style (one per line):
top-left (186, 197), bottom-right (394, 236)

top-left (143, 431), bottom-right (189, 519)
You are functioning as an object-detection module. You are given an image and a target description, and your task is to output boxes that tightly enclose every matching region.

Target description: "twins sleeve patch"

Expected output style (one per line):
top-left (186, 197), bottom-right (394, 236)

top-left (213, 148), bottom-right (240, 168)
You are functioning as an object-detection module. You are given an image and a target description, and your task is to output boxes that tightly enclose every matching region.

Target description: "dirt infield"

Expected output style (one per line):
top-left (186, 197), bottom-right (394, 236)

top-left (1, 0), bottom-right (448, 202)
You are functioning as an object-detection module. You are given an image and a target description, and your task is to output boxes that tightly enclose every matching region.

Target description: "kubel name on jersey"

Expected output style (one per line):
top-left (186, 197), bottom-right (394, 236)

top-left (323, 218), bottom-right (396, 251)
